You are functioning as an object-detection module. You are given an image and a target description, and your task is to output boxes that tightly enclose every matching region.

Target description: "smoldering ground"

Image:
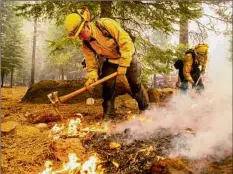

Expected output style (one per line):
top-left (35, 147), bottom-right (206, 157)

top-left (114, 36), bottom-right (232, 167)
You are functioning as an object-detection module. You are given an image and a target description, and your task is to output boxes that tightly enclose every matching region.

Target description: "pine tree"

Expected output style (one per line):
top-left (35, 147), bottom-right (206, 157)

top-left (1, 1), bottom-right (26, 87)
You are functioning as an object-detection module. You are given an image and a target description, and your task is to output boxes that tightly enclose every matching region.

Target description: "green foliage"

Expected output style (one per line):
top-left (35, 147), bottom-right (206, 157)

top-left (14, 1), bottom-right (204, 81)
top-left (1, 1), bottom-right (26, 73)
top-left (113, 1), bottom-right (202, 34)
top-left (15, 1), bottom-right (203, 35)
top-left (14, 2), bottom-right (100, 25)
top-left (46, 24), bottom-right (82, 69)
top-left (172, 44), bottom-right (189, 61)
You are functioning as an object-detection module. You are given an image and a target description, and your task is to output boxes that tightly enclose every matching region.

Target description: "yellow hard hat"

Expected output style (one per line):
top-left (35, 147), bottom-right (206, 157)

top-left (65, 7), bottom-right (91, 39)
top-left (194, 44), bottom-right (209, 54)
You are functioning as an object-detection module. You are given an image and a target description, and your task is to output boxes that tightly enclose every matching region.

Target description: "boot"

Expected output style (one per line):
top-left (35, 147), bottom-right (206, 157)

top-left (133, 85), bottom-right (149, 111)
top-left (102, 100), bottom-right (115, 120)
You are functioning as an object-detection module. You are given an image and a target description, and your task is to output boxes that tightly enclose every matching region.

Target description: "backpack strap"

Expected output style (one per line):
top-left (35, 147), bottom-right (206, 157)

top-left (83, 20), bottom-right (114, 55)
top-left (185, 49), bottom-right (197, 70)
top-left (185, 49), bottom-right (196, 62)
top-left (84, 19), bottom-right (130, 55)
top-left (95, 20), bottom-right (120, 54)
top-left (83, 40), bottom-right (97, 54)
top-left (95, 20), bottom-right (113, 39)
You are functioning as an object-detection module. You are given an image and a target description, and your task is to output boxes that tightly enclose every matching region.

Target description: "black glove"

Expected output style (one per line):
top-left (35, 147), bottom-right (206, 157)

top-left (81, 59), bottom-right (86, 68)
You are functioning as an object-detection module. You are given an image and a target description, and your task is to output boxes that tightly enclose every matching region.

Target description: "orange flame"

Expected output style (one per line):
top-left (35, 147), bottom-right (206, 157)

top-left (68, 118), bottom-right (81, 135)
top-left (51, 124), bottom-right (64, 133)
top-left (56, 153), bottom-right (81, 173)
top-left (80, 156), bottom-right (97, 174)
top-left (39, 161), bottom-right (53, 174)
top-left (49, 124), bottom-right (64, 140)
top-left (40, 153), bottom-right (104, 174)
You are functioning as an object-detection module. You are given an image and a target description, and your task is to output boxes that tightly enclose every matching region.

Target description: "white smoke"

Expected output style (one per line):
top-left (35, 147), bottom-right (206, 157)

top-left (114, 33), bottom-right (232, 161)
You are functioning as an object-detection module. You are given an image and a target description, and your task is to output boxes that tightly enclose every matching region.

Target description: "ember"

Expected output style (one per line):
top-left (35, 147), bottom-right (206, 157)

top-left (82, 128), bottom-right (175, 173)
top-left (49, 118), bottom-right (110, 140)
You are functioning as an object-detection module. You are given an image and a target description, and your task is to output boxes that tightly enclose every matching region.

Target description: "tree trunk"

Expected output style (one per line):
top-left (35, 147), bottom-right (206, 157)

top-left (1, 70), bottom-right (5, 87)
top-left (179, 16), bottom-right (189, 45)
top-left (22, 73), bottom-right (25, 86)
top-left (30, 18), bottom-right (37, 86)
top-left (61, 68), bottom-right (64, 80)
top-left (153, 74), bottom-right (157, 88)
top-left (100, 1), bottom-right (112, 18)
top-left (10, 68), bottom-right (14, 88)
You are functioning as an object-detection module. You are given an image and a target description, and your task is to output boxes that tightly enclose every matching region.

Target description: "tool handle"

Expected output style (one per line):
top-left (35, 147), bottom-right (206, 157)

top-left (59, 72), bottom-right (118, 103)
top-left (194, 74), bottom-right (202, 86)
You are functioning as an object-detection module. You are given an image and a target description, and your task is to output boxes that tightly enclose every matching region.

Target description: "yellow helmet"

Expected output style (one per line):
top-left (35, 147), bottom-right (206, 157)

top-left (65, 7), bottom-right (91, 39)
top-left (194, 44), bottom-right (209, 55)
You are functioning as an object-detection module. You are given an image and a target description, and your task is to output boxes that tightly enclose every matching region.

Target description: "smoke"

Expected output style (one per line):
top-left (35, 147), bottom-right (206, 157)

top-left (114, 34), bottom-right (232, 161)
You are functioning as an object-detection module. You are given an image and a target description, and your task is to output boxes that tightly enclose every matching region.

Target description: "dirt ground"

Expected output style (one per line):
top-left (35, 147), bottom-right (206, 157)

top-left (1, 87), bottom-right (232, 174)
top-left (1, 87), bottom-right (142, 174)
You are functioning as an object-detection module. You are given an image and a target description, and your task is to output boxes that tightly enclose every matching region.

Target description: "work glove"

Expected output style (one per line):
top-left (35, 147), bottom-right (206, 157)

top-left (201, 68), bottom-right (205, 74)
top-left (85, 71), bottom-right (98, 87)
top-left (197, 65), bottom-right (205, 75)
top-left (117, 66), bottom-right (127, 75)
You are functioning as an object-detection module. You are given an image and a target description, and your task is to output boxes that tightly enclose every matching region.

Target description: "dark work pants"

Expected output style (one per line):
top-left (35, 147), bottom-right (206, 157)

top-left (100, 58), bottom-right (149, 115)
top-left (179, 70), bottom-right (204, 94)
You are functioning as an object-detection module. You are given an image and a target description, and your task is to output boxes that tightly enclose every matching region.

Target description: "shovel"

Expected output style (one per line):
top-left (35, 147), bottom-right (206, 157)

top-left (47, 72), bottom-right (118, 106)
top-left (193, 73), bottom-right (202, 88)
top-left (188, 74), bottom-right (203, 98)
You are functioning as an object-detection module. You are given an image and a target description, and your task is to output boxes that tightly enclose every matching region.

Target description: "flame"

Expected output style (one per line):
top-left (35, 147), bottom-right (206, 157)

top-left (80, 122), bottom-right (109, 136)
top-left (40, 153), bottom-right (104, 174)
top-left (102, 123), bottom-right (109, 132)
top-left (68, 118), bottom-right (81, 135)
top-left (128, 114), bottom-right (152, 123)
top-left (51, 124), bottom-right (64, 133)
top-left (93, 122), bottom-right (109, 132)
top-left (49, 124), bottom-right (64, 140)
top-left (80, 156), bottom-right (97, 174)
top-left (57, 153), bottom-right (81, 173)
top-left (39, 161), bottom-right (53, 174)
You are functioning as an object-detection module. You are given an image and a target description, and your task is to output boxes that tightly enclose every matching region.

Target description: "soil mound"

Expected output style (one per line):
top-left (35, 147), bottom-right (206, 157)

top-left (21, 77), bottom-right (131, 104)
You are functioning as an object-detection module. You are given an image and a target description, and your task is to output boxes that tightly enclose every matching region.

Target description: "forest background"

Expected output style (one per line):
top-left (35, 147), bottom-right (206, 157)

top-left (1, 0), bottom-right (232, 88)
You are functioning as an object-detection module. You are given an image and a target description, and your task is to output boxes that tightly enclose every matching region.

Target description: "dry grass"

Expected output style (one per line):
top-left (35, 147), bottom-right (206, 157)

top-left (2, 129), bottom-right (54, 174)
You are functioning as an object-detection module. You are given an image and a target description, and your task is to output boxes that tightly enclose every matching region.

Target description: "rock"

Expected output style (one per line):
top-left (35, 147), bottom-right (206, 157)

top-left (36, 123), bottom-right (48, 129)
top-left (1, 121), bottom-right (19, 133)
top-left (86, 98), bottom-right (95, 105)
top-left (148, 88), bottom-right (176, 103)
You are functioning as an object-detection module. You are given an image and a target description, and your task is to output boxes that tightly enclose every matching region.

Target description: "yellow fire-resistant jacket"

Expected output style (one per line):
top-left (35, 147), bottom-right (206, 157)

top-left (81, 18), bottom-right (135, 75)
top-left (183, 52), bottom-right (208, 84)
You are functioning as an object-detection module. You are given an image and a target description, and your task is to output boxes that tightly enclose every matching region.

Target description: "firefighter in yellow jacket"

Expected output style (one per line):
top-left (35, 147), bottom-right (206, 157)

top-left (178, 44), bottom-right (209, 93)
top-left (64, 7), bottom-right (149, 119)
